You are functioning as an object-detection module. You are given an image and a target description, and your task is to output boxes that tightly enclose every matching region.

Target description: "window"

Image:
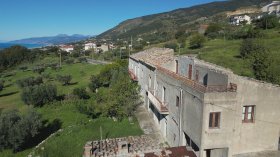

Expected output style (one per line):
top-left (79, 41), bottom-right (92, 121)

top-left (148, 76), bottom-right (152, 88)
top-left (162, 86), bottom-right (166, 102)
top-left (242, 106), bottom-right (255, 123)
top-left (209, 112), bottom-right (220, 128)
top-left (176, 96), bottom-right (180, 107)
top-left (175, 60), bottom-right (178, 74)
top-left (188, 64), bottom-right (192, 79)
top-left (195, 70), bottom-right (199, 82)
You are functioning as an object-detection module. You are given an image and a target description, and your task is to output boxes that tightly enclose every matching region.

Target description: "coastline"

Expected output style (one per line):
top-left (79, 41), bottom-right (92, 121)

top-left (0, 43), bottom-right (46, 50)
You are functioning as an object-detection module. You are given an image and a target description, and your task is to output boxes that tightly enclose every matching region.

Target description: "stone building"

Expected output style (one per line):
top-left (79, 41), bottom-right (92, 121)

top-left (129, 48), bottom-right (280, 157)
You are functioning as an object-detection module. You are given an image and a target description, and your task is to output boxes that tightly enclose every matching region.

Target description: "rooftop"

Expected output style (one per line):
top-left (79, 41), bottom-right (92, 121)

top-left (130, 48), bottom-right (174, 67)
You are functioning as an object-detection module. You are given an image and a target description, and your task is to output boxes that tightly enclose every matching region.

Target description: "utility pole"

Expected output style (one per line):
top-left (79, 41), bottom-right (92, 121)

top-left (120, 48), bottom-right (122, 59)
top-left (100, 126), bottom-right (103, 140)
top-left (178, 44), bottom-right (181, 55)
top-left (59, 52), bottom-right (62, 68)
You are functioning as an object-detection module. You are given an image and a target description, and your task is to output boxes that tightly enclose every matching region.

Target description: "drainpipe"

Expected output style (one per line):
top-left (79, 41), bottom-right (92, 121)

top-left (179, 88), bottom-right (183, 146)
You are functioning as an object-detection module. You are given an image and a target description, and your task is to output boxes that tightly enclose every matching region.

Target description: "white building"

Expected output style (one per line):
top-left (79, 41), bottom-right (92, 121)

top-left (262, 1), bottom-right (280, 15)
top-left (230, 14), bottom-right (251, 25)
top-left (60, 45), bottom-right (74, 53)
top-left (84, 43), bottom-right (96, 51)
top-left (97, 44), bottom-right (109, 53)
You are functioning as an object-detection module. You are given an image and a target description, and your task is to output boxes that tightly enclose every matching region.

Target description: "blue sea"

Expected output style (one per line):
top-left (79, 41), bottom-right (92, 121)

top-left (0, 43), bottom-right (45, 50)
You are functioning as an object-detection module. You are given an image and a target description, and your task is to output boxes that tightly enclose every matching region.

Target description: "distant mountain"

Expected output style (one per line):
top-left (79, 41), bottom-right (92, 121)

top-left (98, 0), bottom-right (272, 40)
top-left (9, 34), bottom-right (93, 45)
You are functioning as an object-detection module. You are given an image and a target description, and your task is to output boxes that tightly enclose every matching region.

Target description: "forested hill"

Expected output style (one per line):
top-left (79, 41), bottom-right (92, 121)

top-left (98, 0), bottom-right (272, 40)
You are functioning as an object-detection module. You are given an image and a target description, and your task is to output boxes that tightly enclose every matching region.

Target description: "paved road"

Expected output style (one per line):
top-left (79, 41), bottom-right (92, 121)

top-left (135, 104), bottom-right (168, 147)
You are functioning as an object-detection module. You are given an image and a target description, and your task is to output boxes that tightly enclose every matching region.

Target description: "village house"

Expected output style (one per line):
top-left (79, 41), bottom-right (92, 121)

top-left (84, 43), bottom-right (96, 51)
top-left (129, 48), bottom-right (280, 157)
top-left (60, 45), bottom-right (74, 53)
top-left (229, 14), bottom-right (251, 25)
top-left (262, 1), bottom-right (280, 16)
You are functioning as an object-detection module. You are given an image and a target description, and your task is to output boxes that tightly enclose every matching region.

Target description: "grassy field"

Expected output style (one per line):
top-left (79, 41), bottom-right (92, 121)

top-left (173, 29), bottom-right (280, 78)
top-left (0, 56), bottom-right (143, 157)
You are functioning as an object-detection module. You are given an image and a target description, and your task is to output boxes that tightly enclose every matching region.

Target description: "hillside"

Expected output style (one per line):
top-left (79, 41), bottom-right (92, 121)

top-left (10, 34), bottom-right (92, 45)
top-left (98, 0), bottom-right (272, 40)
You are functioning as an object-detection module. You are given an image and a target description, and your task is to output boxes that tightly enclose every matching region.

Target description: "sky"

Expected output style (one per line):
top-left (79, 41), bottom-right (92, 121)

top-left (0, 0), bottom-right (223, 41)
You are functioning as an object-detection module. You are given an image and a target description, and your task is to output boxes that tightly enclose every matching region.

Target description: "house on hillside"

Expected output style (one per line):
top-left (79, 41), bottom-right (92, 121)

top-left (229, 14), bottom-right (251, 25)
top-left (84, 43), bottom-right (96, 51)
top-left (129, 48), bottom-right (280, 157)
top-left (262, 1), bottom-right (280, 16)
top-left (60, 45), bottom-right (74, 53)
top-left (96, 44), bottom-right (109, 53)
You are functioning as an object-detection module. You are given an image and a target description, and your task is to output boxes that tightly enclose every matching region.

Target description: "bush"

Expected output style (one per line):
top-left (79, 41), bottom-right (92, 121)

top-left (56, 74), bottom-right (72, 85)
top-left (255, 15), bottom-right (279, 30)
top-left (33, 66), bottom-right (45, 74)
top-left (65, 58), bottom-right (74, 64)
top-left (73, 87), bottom-right (90, 99)
top-left (0, 80), bottom-right (4, 91)
top-left (21, 84), bottom-right (57, 106)
top-left (164, 42), bottom-right (178, 51)
top-left (189, 34), bottom-right (206, 49)
top-left (0, 109), bottom-right (42, 152)
top-left (17, 76), bottom-right (43, 88)
top-left (205, 23), bottom-right (222, 39)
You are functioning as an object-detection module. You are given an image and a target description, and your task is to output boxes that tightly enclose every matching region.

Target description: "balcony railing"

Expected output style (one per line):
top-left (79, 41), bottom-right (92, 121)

top-left (148, 89), bottom-right (169, 115)
top-left (128, 69), bottom-right (138, 81)
top-left (156, 66), bottom-right (237, 93)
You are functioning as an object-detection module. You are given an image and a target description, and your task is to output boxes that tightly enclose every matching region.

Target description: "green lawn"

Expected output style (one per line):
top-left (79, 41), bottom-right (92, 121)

top-left (0, 56), bottom-right (143, 157)
top-left (175, 29), bottom-right (280, 78)
top-left (0, 59), bottom-right (103, 111)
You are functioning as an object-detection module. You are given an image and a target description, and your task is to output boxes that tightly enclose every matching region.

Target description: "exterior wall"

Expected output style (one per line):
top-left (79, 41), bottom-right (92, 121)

top-left (129, 54), bottom-right (280, 157)
top-left (229, 76), bottom-right (280, 155)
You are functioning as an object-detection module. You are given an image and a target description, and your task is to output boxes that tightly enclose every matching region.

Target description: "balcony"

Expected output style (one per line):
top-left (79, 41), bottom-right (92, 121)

top-left (128, 69), bottom-right (138, 81)
top-left (156, 66), bottom-right (237, 93)
top-left (148, 89), bottom-right (169, 115)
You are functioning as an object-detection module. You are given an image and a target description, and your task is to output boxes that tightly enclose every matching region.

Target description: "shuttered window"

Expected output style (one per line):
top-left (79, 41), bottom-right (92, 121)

top-left (209, 112), bottom-right (220, 128)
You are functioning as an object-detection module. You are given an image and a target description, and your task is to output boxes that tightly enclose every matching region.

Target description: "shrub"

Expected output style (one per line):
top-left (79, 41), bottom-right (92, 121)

top-left (65, 58), bottom-right (74, 64)
top-left (21, 84), bottom-right (57, 106)
top-left (255, 15), bottom-right (279, 29)
top-left (56, 74), bottom-right (72, 85)
top-left (17, 76), bottom-right (43, 88)
top-left (0, 80), bottom-right (4, 91)
top-left (0, 109), bottom-right (42, 152)
top-left (33, 66), bottom-right (45, 74)
top-left (73, 87), bottom-right (90, 99)
top-left (189, 34), bottom-right (206, 49)
top-left (164, 42), bottom-right (178, 51)
top-left (205, 23), bottom-right (222, 39)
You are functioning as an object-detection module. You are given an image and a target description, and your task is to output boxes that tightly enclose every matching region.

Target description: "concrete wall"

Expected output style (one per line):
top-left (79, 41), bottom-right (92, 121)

top-left (229, 75), bottom-right (280, 155)
top-left (129, 55), bottom-right (280, 157)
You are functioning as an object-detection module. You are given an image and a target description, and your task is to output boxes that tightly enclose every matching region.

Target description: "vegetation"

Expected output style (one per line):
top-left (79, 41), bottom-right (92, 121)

top-left (0, 109), bottom-right (43, 152)
top-left (0, 80), bottom-right (4, 91)
top-left (255, 15), bottom-right (280, 30)
top-left (17, 76), bottom-right (43, 88)
top-left (73, 87), bottom-right (90, 99)
top-left (88, 60), bottom-right (141, 119)
top-left (0, 46), bottom-right (142, 157)
top-left (56, 74), bottom-right (72, 86)
top-left (21, 84), bottom-right (57, 107)
top-left (0, 46), bottom-right (36, 72)
top-left (189, 33), bottom-right (206, 49)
